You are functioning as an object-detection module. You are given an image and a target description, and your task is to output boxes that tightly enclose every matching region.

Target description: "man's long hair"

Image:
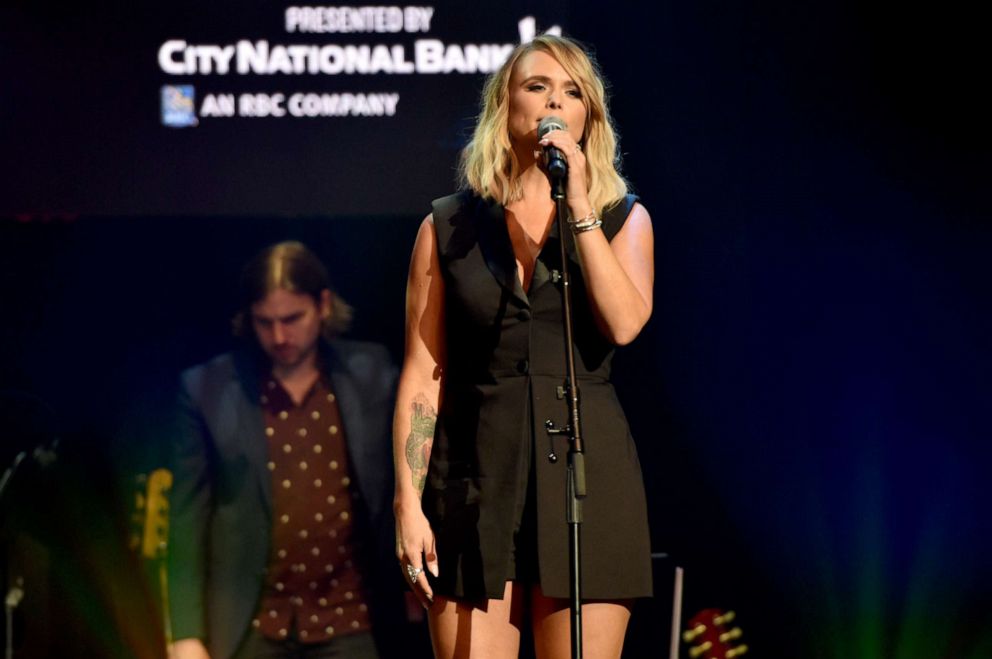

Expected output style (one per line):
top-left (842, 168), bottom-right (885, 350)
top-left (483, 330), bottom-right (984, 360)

top-left (459, 34), bottom-right (629, 216)
top-left (232, 241), bottom-right (353, 341)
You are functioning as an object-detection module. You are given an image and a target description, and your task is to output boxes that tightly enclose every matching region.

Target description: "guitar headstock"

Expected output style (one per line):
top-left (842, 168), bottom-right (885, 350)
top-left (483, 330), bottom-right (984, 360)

top-left (682, 609), bottom-right (748, 659)
top-left (128, 468), bottom-right (173, 560)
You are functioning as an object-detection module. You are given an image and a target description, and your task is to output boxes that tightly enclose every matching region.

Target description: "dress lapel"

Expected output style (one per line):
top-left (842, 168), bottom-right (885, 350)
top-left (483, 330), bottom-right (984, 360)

top-left (528, 211), bottom-right (579, 296)
top-left (476, 197), bottom-right (530, 307)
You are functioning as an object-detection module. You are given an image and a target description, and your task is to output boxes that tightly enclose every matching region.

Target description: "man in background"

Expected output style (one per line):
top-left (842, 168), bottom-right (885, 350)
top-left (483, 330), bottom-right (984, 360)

top-left (168, 241), bottom-right (403, 659)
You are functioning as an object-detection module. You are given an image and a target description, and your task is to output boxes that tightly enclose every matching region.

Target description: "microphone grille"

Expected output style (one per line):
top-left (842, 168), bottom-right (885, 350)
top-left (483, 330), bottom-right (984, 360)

top-left (538, 116), bottom-right (567, 138)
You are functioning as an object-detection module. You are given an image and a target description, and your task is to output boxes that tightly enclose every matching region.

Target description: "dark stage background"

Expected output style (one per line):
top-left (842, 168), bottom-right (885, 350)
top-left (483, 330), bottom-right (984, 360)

top-left (2, 1), bottom-right (990, 657)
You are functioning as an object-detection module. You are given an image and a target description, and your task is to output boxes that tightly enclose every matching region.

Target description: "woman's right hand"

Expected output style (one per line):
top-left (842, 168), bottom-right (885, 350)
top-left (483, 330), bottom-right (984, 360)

top-left (395, 499), bottom-right (438, 608)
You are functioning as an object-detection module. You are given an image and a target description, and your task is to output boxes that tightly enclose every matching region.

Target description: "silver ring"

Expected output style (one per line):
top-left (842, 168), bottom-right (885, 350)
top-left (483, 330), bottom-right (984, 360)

top-left (406, 564), bottom-right (423, 581)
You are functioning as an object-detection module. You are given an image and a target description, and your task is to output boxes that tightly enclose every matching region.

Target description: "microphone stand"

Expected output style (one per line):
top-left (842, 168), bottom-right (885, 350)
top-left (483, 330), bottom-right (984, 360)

top-left (1, 452), bottom-right (27, 659)
top-left (544, 170), bottom-right (586, 659)
top-left (1, 440), bottom-right (57, 659)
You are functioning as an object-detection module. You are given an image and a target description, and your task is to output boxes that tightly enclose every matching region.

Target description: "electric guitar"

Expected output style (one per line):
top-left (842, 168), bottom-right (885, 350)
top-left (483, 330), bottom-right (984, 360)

top-left (129, 468), bottom-right (173, 641)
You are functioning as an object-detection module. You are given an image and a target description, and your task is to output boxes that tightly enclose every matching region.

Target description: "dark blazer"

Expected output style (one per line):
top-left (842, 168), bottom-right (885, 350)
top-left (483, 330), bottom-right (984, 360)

top-left (167, 339), bottom-right (402, 659)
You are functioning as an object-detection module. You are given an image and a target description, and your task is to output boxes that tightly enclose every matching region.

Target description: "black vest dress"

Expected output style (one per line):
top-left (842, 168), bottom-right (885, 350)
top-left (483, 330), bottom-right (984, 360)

top-left (424, 191), bottom-right (653, 601)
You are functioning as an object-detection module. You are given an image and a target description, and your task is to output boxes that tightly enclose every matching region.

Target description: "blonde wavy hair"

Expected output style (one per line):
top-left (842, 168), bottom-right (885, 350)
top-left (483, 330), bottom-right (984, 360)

top-left (459, 34), bottom-right (628, 216)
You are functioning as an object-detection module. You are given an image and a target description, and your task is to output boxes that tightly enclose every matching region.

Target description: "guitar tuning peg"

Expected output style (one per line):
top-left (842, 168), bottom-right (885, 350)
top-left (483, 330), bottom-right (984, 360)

top-left (713, 610), bottom-right (736, 625)
top-left (719, 627), bottom-right (743, 643)
top-left (726, 644), bottom-right (749, 657)
top-left (682, 623), bottom-right (706, 643)
top-left (688, 641), bottom-right (713, 658)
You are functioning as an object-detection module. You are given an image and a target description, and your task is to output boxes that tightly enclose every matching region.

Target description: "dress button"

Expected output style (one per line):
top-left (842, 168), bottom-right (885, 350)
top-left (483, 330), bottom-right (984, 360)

top-left (515, 359), bottom-right (529, 374)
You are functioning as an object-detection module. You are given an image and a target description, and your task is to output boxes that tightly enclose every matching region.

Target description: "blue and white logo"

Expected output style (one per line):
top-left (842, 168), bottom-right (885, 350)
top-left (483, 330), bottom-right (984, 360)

top-left (161, 85), bottom-right (198, 127)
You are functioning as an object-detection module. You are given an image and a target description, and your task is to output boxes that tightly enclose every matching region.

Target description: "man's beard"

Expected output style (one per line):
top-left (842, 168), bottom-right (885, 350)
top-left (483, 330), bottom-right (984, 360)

top-left (268, 342), bottom-right (316, 372)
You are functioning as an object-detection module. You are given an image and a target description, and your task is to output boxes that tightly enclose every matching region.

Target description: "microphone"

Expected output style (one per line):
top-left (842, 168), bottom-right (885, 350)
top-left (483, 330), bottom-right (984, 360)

top-left (538, 116), bottom-right (568, 180)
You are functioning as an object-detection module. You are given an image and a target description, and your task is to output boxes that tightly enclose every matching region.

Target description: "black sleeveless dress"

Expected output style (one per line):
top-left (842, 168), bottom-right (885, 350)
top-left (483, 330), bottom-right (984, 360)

top-left (424, 191), bottom-right (652, 601)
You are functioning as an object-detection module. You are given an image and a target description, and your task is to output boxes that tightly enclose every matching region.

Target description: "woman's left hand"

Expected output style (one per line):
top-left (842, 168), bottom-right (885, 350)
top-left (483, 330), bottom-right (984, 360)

top-left (539, 130), bottom-right (593, 216)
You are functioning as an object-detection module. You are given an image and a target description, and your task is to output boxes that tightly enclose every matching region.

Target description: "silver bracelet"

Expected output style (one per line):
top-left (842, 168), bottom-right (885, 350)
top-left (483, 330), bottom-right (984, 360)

top-left (571, 218), bottom-right (603, 233)
top-left (569, 209), bottom-right (602, 233)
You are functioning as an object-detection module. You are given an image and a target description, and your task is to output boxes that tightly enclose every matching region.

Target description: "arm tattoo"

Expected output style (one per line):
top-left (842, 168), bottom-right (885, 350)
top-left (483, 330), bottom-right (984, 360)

top-left (405, 393), bottom-right (436, 495)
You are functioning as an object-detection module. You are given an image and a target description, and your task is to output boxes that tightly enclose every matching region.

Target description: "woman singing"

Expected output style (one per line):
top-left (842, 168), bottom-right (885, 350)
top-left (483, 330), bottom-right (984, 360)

top-left (393, 34), bottom-right (654, 659)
